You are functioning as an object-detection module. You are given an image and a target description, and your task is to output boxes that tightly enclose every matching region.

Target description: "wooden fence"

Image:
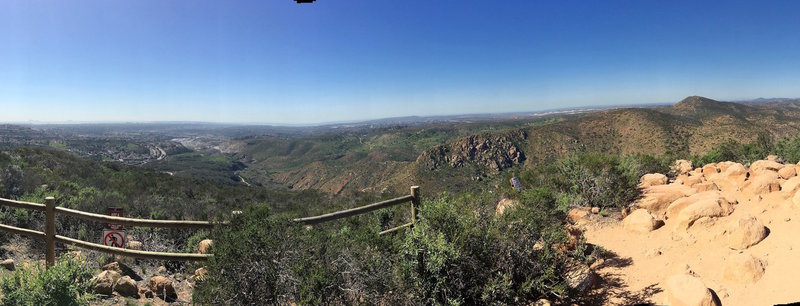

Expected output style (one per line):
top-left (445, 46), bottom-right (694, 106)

top-left (293, 186), bottom-right (421, 235)
top-left (0, 186), bottom-right (420, 267)
top-left (0, 197), bottom-right (215, 266)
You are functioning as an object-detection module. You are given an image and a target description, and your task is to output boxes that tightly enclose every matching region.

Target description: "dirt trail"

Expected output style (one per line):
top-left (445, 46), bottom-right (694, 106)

top-left (584, 160), bottom-right (800, 305)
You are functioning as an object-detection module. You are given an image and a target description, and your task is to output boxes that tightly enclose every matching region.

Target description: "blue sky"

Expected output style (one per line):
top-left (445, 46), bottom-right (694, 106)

top-left (2, 1), bottom-right (800, 124)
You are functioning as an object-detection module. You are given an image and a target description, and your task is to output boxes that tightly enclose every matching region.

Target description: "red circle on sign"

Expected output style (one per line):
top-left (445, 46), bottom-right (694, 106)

top-left (104, 232), bottom-right (125, 247)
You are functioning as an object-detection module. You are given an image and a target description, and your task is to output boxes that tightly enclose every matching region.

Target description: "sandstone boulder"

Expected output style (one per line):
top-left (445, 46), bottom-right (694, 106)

top-left (495, 198), bottom-right (520, 216)
top-left (672, 160), bottom-right (693, 175)
top-left (727, 215), bottom-right (768, 250)
top-left (149, 276), bottom-right (177, 301)
top-left (622, 209), bottom-right (660, 233)
top-left (591, 206), bottom-right (600, 214)
top-left (723, 253), bottom-right (765, 283)
top-left (93, 270), bottom-right (121, 295)
top-left (681, 175), bottom-right (705, 188)
top-left (701, 164), bottom-right (719, 178)
top-left (0, 259), bottom-right (14, 271)
top-left (782, 176), bottom-right (800, 194)
top-left (639, 173), bottom-right (668, 188)
top-left (742, 171), bottom-right (780, 195)
top-left (567, 207), bottom-right (591, 226)
top-left (749, 160), bottom-right (784, 176)
top-left (127, 240), bottom-right (143, 251)
top-left (636, 184), bottom-right (697, 215)
top-left (695, 182), bottom-right (719, 192)
top-left (792, 190), bottom-right (800, 208)
top-left (779, 165), bottom-right (797, 179)
top-left (721, 162), bottom-right (748, 184)
top-left (664, 274), bottom-right (721, 306)
top-left (674, 198), bottom-right (734, 230)
top-left (665, 191), bottom-right (728, 221)
top-left (114, 275), bottom-right (139, 298)
top-left (198, 239), bottom-right (213, 254)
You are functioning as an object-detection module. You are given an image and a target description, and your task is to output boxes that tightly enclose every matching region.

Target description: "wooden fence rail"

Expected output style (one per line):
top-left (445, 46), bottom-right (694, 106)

top-left (0, 197), bottom-right (214, 266)
top-left (294, 186), bottom-right (421, 236)
top-left (0, 185), bottom-right (421, 267)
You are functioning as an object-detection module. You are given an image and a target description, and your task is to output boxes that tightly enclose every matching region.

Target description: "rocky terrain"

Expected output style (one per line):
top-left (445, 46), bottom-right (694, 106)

top-left (578, 156), bottom-right (800, 305)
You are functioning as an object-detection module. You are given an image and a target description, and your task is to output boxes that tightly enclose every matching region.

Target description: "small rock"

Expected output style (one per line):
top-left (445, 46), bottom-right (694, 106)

top-left (495, 198), bottom-right (520, 216)
top-left (139, 286), bottom-right (154, 299)
top-left (93, 270), bottom-right (121, 295)
top-left (198, 239), bottom-right (213, 254)
top-left (533, 299), bottom-right (552, 306)
top-left (591, 207), bottom-right (600, 214)
top-left (113, 275), bottom-right (139, 298)
top-left (148, 276), bottom-right (177, 301)
top-left (102, 262), bottom-right (122, 273)
top-left (194, 267), bottom-right (208, 281)
top-left (0, 259), bottom-right (14, 271)
top-left (563, 260), bottom-right (596, 294)
top-left (127, 240), bottom-right (143, 251)
top-left (156, 266), bottom-right (167, 275)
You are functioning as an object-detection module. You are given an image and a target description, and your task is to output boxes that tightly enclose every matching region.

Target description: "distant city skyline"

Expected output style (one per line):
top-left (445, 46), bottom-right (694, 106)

top-left (2, 1), bottom-right (800, 124)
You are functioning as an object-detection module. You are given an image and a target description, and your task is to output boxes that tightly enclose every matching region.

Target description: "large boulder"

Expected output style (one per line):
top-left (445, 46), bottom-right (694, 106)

top-left (749, 160), bottom-right (784, 176)
top-left (495, 198), bottom-right (520, 216)
top-left (639, 173), bottom-right (668, 188)
top-left (742, 171), bottom-right (780, 195)
top-left (664, 274), bottom-right (721, 306)
top-left (778, 165), bottom-right (797, 179)
top-left (198, 239), bottom-right (213, 254)
top-left (723, 253), bottom-right (765, 283)
top-left (622, 209), bottom-right (660, 233)
top-left (672, 160), bottom-right (693, 176)
top-left (148, 276), bottom-right (177, 301)
top-left (727, 215), bottom-right (768, 250)
top-left (93, 270), bottom-right (121, 295)
top-left (782, 176), bottom-right (800, 194)
top-left (673, 197), bottom-right (734, 230)
top-left (665, 191), bottom-right (729, 221)
top-left (114, 275), bottom-right (139, 298)
top-left (636, 184), bottom-right (697, 215)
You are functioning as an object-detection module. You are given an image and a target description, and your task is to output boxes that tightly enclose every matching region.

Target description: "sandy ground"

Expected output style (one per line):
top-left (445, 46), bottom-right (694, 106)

top-left (585, 189), bottom-right (800, 305)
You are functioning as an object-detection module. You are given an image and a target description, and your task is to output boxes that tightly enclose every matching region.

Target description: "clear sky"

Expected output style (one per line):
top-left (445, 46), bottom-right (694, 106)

top-left (2, 1), bottom-right (800, 124)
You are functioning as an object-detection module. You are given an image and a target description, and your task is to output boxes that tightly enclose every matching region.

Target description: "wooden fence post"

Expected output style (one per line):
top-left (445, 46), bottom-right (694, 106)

top-left (45, 197), bottom-right (56, 267)
top-left (410, 186), bottom-right (420, 224)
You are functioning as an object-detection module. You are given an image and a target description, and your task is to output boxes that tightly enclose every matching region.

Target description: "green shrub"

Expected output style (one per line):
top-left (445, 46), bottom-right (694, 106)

top-left (0, 255), bottom-right (95, 306)
top-left (399, 188), bottom-right (572, 305)
top-left (774, 136), bottom-right (800, 164)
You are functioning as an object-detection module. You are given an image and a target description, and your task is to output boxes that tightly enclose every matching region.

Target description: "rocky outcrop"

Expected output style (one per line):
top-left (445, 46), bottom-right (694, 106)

top-left (418, 131), bottom-right (526, 173)
top-left (664, 274), bottom-right (721, 306)
top-left (672, 160), bottom-right (693, 176)
top-left (727, 215), bottom-right (767, 250)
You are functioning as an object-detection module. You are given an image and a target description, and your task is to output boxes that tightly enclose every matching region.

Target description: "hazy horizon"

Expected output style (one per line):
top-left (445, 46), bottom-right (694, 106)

top-left (3, 1), bottom-right (800, 124)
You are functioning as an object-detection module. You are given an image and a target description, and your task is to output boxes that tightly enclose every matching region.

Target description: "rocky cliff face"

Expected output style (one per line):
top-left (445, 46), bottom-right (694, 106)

top-left (418, 130), bottom-right (527, 174)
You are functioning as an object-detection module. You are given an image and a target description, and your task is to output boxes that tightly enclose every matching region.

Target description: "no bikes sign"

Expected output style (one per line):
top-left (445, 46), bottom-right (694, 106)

top-left (103, 207), bottom-right (126, 248)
